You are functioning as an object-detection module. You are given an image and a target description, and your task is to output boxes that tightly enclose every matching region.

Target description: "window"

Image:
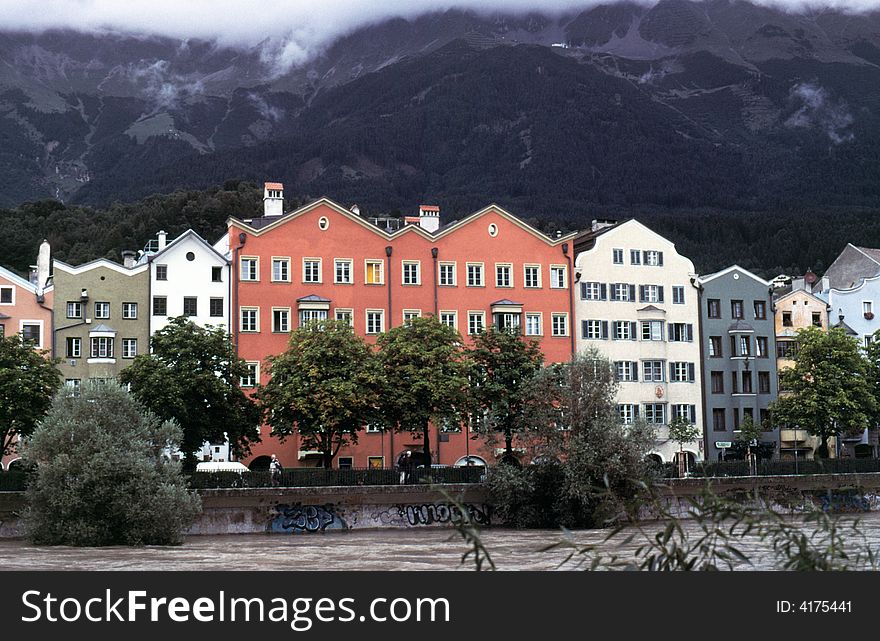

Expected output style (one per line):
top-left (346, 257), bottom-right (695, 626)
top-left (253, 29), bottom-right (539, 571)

top-left (524, 265), bottom-right (540, 288)
top-left (615, 361), bottom-right (638, 382)
top-left (121, 338), bottom-right (137, 359)
top-left (90, 337), bottom-right (114, 359)
top-left (466, 263), bottom-right (484, 287)
top-left (630, 249), bottom-right (641, 265)
top-left (668, 323), bottom-right (693, 342)
top-left (66, 337), bottom-right (81, 358)
top-left (730, 371), bottom-right (739, 394)
top-left (271, 258), bottom-right (290, 282)
top-left (240, 257), bottom-right (258, 281)
top-left (240, 307), bottom-right (259, 332)
top-left (439, 263), bottom-right (456, 286)
top-left (613, 321), bottom-right (635, 341)
top-left (782, 311), bottom-right (793, 327)
top-left (550, 265), bottom-right (567, 289)
top-left (156, 264), bottom-right (168, 281)
top-left (303, 258), bottom-right (321, 283)
top-left (122, 302), bottom-right (137, 319)
top-left (94, 302), bottom-right (110, 319)
top-left (741, 371), bottom-right (753, 394)
top-left (0, 286), bottom-right (11, 304)
top-left (0, 323), bottom-right (5, 336)
top-left (366, 310), bottom-right (384, 335)
top-left (210, 298), bottom-right (224, 318)
top-left (812, 312), bottom-right (822, 327)
top-left (671, 404), bottom-right (696, 423)
top-left (299, 309), bottom-right (327, 326)
top-left (672, 286), bottom-right (685, 305)
top-left (494, 312), bottom-right (521, 333)
top-left (524, 313), bottom-right (541, 336)
top-left (711, 371), bottom-right (724, 394)
top-left (366, 423), bottom-right (383, 434)
top-left (153, 296), bottom-right (167, 316)
top-left (65, 379), bottom-right (81, 397)
top-left (212, 266), bottom-right (223, 282)
top-left (643, 403), bottom-right (665, 424)
top-left (613, 249), bottom-right (624, 264)
top-left (731, 300), bottom-right (744, 319)
top-left (739, 336), bottom-right (751, 356)
top-left (337, 457), bottom-right (354, 470)
top-left (641, 320), bottom-right (663, 341)
top-left (240, 362), bottom-right (258, 388)
top-left (183, 297), bottom-right (198, 317)
top-left (582, 320), bottom-right (605, 340)
top-left (67, 301), bottom-right (82, 318)
top-left (760, 409), bottom-right (770, 430)
top-left (468, 312), bottom-right (485, 335)
top-left (707, 299), bottom-right (721, 318)
top-left (332, 259), bottom-right (352, 284)
top-left (580, 282), bottom-right (605, 301)
top-left (551, 313), bottom-right (568, 337)
top-left (617, 404), bottom-right (639, 424)
top-left (403, 310), bottom-right (421, 323)
top-left (365, 260), bottom-right (383, 285)
top-left (759, 371), bottom-right (771, 394)
top-left (867, 335), bottom-right (874, 349)
top-left (402, 261), bottom-right (420, 285)
top-left (670, 362), bottom-right (695, 383)
top-left (713, 409), bottom-right (726, 432)
top-left (709, 336), bottom-right (722, 357)
top-left (440, 311), bottom-right (457, 329)
top-left (754, 300), bottom-right (767, 320)
top-left (335, 309), bottom-right (353, 327)
top-left (642, 360), bottom-right (664, 382)
top-left (756, 336), bottom-right (769, 358)
top-left (640, 285), bottom-right (663, 303)
top-left (273, 308), bottom-right (290, 332)
top-left (495, 264), bottom-right (512, 288)
top-left (644, 250), bottom-right (663, 266)
top-left (611, 283), bottom-right (635, 302)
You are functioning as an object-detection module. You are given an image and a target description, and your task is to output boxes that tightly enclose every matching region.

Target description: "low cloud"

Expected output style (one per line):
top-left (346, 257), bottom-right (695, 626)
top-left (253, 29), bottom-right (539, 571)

top-left (784, 82), bottom-right (855, 144)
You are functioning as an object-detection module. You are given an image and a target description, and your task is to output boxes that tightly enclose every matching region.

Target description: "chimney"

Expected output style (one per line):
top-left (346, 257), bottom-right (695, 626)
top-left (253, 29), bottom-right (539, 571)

top-left (36, 239), bottom-right (50, 294)
top-left (418, 205), bottom-right (440, 233)
top-left (157, 230), bottom-right (167, 250)
top-left (264, 181), bottom-right (284, 217)
top-left (121, 250), bottom-right (136, 268)
top-left (350, 204), bottom-right (361, 216)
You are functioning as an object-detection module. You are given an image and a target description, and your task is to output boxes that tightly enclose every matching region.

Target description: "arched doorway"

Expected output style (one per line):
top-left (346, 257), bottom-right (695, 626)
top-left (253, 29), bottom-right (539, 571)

top-left (454, 455), bottom-right (487, 468)
top-left (249, 455), bottom-right (272, 471)
top-left (672, 451), bottom-right (697, 475)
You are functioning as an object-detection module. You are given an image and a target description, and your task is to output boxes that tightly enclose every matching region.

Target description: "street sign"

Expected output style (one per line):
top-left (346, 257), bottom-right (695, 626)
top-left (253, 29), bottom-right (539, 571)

top-left (715, 441), bottom-right (732, 449)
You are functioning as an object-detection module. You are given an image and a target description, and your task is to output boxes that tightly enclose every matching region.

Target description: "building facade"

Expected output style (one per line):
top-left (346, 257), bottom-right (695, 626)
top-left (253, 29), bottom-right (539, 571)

top-left (573, 219), bottom-right (703, 466)
top-left (52, 256), bottom-right (149, 393)
top-left (698, 266), bottom-right (778, 461)
top-left (229, 186), bottom-right (577, 469)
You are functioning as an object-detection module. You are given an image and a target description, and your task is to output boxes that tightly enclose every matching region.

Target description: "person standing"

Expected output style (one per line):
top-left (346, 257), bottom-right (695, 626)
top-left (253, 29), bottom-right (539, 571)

top-left (269, 453), bottom-right (283, 487)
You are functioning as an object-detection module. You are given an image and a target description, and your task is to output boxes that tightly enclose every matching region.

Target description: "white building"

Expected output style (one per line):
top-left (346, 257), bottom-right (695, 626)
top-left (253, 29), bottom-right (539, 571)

top-left (573, 219), bottom-right (704, 466)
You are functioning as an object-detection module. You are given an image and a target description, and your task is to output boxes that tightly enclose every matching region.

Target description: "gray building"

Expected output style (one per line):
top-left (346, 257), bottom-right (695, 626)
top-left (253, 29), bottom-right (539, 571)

top-left (698, 266), bottom-right (779, 461)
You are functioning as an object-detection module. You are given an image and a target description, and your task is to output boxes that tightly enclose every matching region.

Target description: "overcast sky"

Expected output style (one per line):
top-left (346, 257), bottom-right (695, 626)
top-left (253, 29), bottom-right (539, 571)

top-left (2, 0), bottom-right (879, 66)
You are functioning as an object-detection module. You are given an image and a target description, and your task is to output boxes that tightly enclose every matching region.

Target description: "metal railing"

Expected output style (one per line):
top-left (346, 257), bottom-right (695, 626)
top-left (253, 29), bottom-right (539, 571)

top-left (187, 466), bottom-right (486, 489)
top-left (656, 458), bottom-right (880, 479)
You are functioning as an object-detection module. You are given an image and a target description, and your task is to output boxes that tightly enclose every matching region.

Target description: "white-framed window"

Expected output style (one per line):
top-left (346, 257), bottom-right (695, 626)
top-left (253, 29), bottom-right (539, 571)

top-left (644, 250), bottom-right (663, 266)
top-left (303, 258), bottom-right (322, 283)
top-left (240, 362), bottom-right (259, 388)
top-left (612, 321), bottom-right (633, 340)
top-left (153, 296), bottom-right (167, 316)
top-left (299, 309), bottom-right (328, 326)
top-left (670, 362), bottom-right (695, 383)
top-left (365, 260), bottom-right (384, 285)
top-left (466, 263), bottom-right (484, 287)
top-left (468, 311), bottom-right (485, 335)
top-left (155, 264), bottom-right (168, 281)
top-left (611, 283), bottom-right (633, 301)
top-left (523, 265), bottom-right (541, 288)
top-left (0, 286), bottom-right (13, 305)
top-left (493, 312), bottom-right (521, 333)
top-left (550, 265), bottom-right (567, 289)
top-left (440, 311), bottom-right (457, 329)
top-left (581, 282), bottom-right (605, 301)
top-left (335, 308), bottom-right (353, 327)
top-left (121, 338), bottom-right (137, 359)
top-left (209, 298), bottom-right (224, 318)
top-left (403, 309), bottom-right (421, 322)
top-left (239, 257), bottom-right (258, 281)
top-left (64, 379), bottom-right (82, 397)
top-left (630, 249), bottom-right (641, 265)
top-left (642, 360), bottom-right (664, 382)
top-left (643, 403), bottom-right (666, 424)
top-left (615, 361), bottom-right (638, 382)
top-left (582, 319), bottom-right (604, 340)
top-left (67, 301), bottom-right (82, 318)
top-left (641, 284), bottom-right (663, 303)
top-left (90, 336), bottom-right (114, 359)
top-left (551, 313), bottom-right (568, 337)
top-left (864, 301), bottom-right (874, 315)
top-left (668, 323), bottom-right (693, 342)
top-left (439, 262), bottom-right (456, 286)
top-left (66, 336), bottom-right (81, 358)
top-left (671, 404), bottom-right (696, 423)
top-left (335, 259), bottom-right (353, 284)
top-left (366, 309), bottom-right (384, 334)
top-left (672, 286), bottom-right (685, 305)
top-left (272, 307), bottom-right (291, 332)
top-left (122, 302), bottom-right (137, 319)
top-left (402, 261), bottom-right (421, 285)
top-left (240, 307), bottom-right (259, 332)
top-left (617, 404), bottom-right (639, 423)
top-left (271, 257), bottom-right (290, 282)
top-left (612, 249), bottom-right (624, 264)
top-left (641, 320), bottom-right (663, 341)
top-left (94, 302), bottom-right (110, 319)
top-left (525, 313), bottom-right (542, 336)
top-left (20, 322), bottom-right (42, 347)
top-left (495, 263), bottom-right (513, 288)
top-left (183, 297), bottom-right (197, 317)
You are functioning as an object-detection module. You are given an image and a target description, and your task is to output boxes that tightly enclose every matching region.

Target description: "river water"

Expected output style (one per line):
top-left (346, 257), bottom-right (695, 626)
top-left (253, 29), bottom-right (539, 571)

top-left (4, 512), bottom-right (880, 571)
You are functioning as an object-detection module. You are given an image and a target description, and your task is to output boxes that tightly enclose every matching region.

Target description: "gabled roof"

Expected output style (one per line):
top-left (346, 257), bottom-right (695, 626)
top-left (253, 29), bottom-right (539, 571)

top-left (90, 324), bottom-right (116, 334)
top-left (296, 295), bottom-right (331, 303)
top-left (491, 299), bottom-right (523, 306)
top-left (727, 320), bottom-right (755, 333)
top-left (773, 286), bottom-right (829, 308)
top-left (142, 229), bottom-right (230, 265)
top-left (833, 318), bottom-right (858, 336)
top-left (228, 197), bottom-right (577, 246)
top-left (0, 264), bottom-right (38, 294)
top-left (698, 264), bottom-right (771, 287)
top-left (54, 257), bottom-right (148, 276)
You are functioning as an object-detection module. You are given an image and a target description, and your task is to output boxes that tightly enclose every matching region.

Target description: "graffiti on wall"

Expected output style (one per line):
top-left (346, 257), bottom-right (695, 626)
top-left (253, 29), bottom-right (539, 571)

top-left (370, 502), bottom-right (491, 528)
top-left (816, 490), bottom-right (873, 514)
top-left (269, 503), bottom-right (349, 533)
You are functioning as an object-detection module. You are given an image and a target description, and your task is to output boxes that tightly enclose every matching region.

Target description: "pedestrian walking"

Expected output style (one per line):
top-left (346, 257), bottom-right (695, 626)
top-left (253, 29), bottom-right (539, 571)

top-left (269, 453), bottom-right (283, 487)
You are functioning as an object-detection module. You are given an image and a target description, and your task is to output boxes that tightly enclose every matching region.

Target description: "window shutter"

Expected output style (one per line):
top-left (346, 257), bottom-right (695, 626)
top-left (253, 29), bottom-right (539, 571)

top-left (687, 324), bottom-right (694, 342)
top-left (629, 321), bottom-right (637, 339)
top-left (580, 282), bottom-right (587, 300)
top-left (667, 324), bottom-right (674, 341)
top-left (688, 363), bottom-right (695, 382)
top-left (631, 362), bottom-right (639, 381)
top-left (642, 250), bottom-right (648, 264)
top-left (689, 405), bottom-right (696, 423)
top-left (629, 284), bottom-right (636, 301)
top-left (639, 285), bottom-right (646, 302)
top-left (634, 404), bottom-right (640, 418)
top-left (610, 284), bottom-right (618, 301)
top-left (600, 283), bottom-right (607, 300)
top-left (581, 320), bottom-right (588, 339)
top-left (669, 363), bottom-right (675, 382)
top-left (601, 321), bottom-right (608, 339)
top-left (658, 286), bottom-right (664, 303)
top-left (658, 252), bottom-right (664, 266)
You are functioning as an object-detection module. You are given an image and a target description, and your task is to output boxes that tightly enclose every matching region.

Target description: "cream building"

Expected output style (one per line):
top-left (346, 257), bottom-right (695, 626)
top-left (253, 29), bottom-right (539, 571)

top-left (573, 220), bottom-right (704, 466)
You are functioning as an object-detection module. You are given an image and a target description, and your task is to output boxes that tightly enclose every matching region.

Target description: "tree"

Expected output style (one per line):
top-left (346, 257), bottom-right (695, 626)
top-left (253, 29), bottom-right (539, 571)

top-left (21, 380), bottom-right (201, 545)
top-left (771, 327), bottom-right (877, 458)
top-left (667, 415), bottom-right (702, 474)
top-left (468, 326), bottom-right (545, 463)
top-left (377, 316), bottom-right (471, 467)
top-left (735, 413), bottom-right (762, 457)
top-left (258, 319), bottom-right (381, 469)
top-left (0, 334), bottom-right (60, 457)
top-left (119, 317), bottom-right (261, 468)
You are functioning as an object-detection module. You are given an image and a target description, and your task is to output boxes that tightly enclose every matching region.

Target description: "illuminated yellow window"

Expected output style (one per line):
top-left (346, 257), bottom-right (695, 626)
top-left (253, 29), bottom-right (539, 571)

top-left (365, 260), bottom-right (383, 285)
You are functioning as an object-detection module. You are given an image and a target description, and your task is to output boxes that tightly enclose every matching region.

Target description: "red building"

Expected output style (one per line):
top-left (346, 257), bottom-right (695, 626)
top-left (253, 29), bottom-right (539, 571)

top-left (230, 185), bottom-right (577, 469)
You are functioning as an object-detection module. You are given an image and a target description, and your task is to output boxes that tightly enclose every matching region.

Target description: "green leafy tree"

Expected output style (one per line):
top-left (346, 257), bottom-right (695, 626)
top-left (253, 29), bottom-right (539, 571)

top-left (771, 327), bottom-right (877, 458)
top-left (377, 316), bottom-right (471, 466)
top-left (258, 320), bottom-right (381, 469)
top-left (735, 413), bottom-right (762, 458)
top-left (119, 317), bottom-right (261, 468)
top-left (667, 415), bottom-right (702, 457)
top-left (22, 380), bottom-right (201, 546)
top-left (0, 334), bottom-right (60, 457)
top-left (468, 326), bottom-right (545, 463)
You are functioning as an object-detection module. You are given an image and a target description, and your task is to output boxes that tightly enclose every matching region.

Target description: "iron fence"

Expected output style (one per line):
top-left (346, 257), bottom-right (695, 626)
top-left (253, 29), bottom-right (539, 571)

top-left (660, 458), bottom-right (880, 479)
